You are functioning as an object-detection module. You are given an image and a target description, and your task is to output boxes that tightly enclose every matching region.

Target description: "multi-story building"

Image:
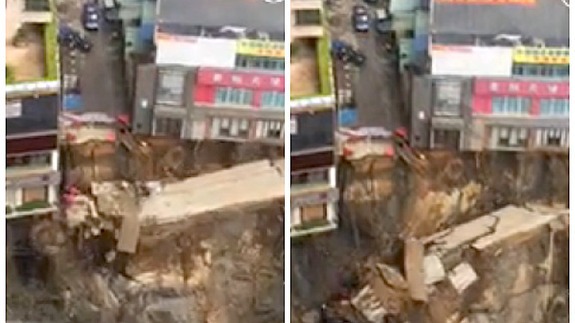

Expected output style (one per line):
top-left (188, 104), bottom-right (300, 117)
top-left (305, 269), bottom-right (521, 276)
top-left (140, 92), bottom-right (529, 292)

top-left (131, 0), bottom-right (285, 145)
top-left (290, 0), bottom-right (338, 237)
top-left (409, 0), bottom-right (569, 151)
top-left (6, 0), bottom-right (61, 219)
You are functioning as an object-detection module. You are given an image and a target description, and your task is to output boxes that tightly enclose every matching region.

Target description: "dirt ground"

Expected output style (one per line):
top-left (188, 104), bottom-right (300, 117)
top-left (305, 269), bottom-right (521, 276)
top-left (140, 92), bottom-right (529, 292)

top-left (291, 151), bottom-right (569, 322)
top-left (6, 22), bottom-right (46, 81)
top-left (291, 39), bottom-right (320, 97)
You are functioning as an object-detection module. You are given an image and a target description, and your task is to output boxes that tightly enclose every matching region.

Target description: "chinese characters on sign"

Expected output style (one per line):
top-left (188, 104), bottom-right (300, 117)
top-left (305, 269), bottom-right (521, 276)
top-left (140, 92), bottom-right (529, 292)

top-left (236, 40), bottom-right (285, 58)
top-left (198, 69), bottom-right (285, 91)
top-left (512, 47), bottom-right (570, 65)
top-left (478, 80), bottom-right (569, 97)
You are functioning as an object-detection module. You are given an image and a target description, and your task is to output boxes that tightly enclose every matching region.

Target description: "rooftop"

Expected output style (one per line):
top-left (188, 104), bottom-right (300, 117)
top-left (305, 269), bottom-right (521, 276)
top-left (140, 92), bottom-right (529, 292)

top-left (290, 36), bottom-right (332, 100)
top-left (432, 0), bottom-right (569, 45)
top-left (6, 0), bottom-right (57, 84)
top-left (157, 0), bottom-right (285, 37)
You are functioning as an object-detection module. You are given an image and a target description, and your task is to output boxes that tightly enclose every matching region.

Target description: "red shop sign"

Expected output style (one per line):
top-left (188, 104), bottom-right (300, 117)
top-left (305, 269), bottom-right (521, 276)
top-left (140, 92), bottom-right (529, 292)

top-left (475, 79), bottom-right (569, 97)
top-left (197, 68), bottom-right (285, 91)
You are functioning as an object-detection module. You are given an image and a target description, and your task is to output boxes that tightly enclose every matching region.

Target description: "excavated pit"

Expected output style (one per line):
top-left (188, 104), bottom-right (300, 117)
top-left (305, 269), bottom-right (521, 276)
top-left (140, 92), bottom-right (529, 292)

top-left (7, 137), bottom-right (285, 323)
top-left (292, 150), bottom-right (568, 322)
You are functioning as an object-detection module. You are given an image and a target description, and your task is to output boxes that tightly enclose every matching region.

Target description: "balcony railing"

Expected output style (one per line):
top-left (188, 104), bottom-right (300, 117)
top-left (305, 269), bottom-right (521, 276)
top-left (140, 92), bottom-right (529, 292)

top-left (6, 200), bottom-right (57, 219)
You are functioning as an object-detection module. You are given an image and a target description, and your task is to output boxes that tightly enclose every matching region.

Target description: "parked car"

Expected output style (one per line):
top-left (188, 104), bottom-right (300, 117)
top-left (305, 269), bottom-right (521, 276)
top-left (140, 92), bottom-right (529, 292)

top-left (374, 8), bottom-right (391, 34)
top-left (331, 40), bottom-right (366, 67)
top-left (363, 0), bottom-right (378, 4)
top-left (352, 5), bottom-right (370, 32)
top-left (82, 2), bottom-right (100, 31)
top-left (58, 26), bottom-right (92, 53)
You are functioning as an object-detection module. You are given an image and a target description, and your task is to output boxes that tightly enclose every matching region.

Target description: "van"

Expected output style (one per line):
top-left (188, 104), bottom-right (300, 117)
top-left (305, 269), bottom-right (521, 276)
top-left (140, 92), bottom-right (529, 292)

top-left (103, 0), bottom-right (116, 10)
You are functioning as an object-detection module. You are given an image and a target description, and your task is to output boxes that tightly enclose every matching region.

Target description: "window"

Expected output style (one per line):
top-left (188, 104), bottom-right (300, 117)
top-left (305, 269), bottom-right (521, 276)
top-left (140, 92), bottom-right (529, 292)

top-left (7, 153), bottom-right (51, 168)
top-left (491, 96), bottom-right (531, 115)
top-left (156, 70), bottom-right (185, 105)
top-left (22, 186), bottom-right (48, 204)
top-left (235, 56), bottom-right (285, 71)
top-left (493, 127), bottom-right (528, 148)
top-left (261, 91), bottom-right (285, 109)
top-left (432, 130), bottom-right (461, 150)
top-left (214, 87), bottom-right (254, 106)
top-left (212, 118), bottom-right (251, 138)
top-left (300, 205), bottom-right (328, 223)
top-left (540, 99), bottom-right (569, 116)
top-left (536, 128), bottom-right (569, 148)
top-left (434, 81), bottom-right (462, 115)
top-left (512, 63), bottom-right (569, 79)
top-left (295, 9), bottom-right (322, 26)
top-left (291, 168), bottom-right (330, 186)
top-left (154, 117), bottom-right (183, 138)
top-left (6, 100), bottom-right (22, 118)
top-left (266, 121), bottom-right (283, 139)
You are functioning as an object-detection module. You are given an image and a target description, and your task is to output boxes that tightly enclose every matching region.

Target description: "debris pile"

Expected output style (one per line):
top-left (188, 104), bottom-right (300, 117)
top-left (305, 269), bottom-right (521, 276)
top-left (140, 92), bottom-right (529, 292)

top-left (324, 205), bottom-right (569, 323)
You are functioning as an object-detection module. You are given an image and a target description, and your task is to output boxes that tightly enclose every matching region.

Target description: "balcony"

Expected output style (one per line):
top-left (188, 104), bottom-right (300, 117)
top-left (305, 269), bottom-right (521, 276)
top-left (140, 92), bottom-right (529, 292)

top-left (6, 200), bottom-right (58, 219)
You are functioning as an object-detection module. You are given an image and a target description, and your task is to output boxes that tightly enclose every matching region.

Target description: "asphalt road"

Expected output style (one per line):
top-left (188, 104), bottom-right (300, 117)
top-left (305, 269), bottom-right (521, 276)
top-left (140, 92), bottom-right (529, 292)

top-left (57, 0), bottom-right (127, 118)
top-left (327, 0), bottom-right (405, 130)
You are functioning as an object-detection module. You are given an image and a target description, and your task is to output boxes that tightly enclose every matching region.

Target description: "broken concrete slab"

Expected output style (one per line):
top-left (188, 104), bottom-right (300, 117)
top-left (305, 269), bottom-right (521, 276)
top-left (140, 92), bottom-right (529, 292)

top-left (139, 160), bottom-right (285, 225)
top-left (375, 263), bottom-right (408, 290)
top-left (423, 253), bottom-right (446, 285)
top-left (471, 206), bottom-right (560, 251)
top-left (404, 238), bottom-right (427, 302)
top-left (447, 262), bottom-right (478, 295)
top-left (351, 285), bottom-right (388, 322)
top-left (424, 205), bottom-right (562, 254)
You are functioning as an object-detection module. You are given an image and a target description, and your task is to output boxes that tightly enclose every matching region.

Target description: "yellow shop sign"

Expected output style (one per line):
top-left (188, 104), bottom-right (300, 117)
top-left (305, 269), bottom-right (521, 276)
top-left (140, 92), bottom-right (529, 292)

top-left (236, 40), bottom-right (285, 58)
top-left (513, 47), bottom-right (569, 65)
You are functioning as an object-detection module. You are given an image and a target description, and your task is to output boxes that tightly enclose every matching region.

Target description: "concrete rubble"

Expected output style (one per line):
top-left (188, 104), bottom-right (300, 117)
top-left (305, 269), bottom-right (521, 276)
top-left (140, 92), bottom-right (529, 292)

top-left (346, 204), bottom-right (569, 323)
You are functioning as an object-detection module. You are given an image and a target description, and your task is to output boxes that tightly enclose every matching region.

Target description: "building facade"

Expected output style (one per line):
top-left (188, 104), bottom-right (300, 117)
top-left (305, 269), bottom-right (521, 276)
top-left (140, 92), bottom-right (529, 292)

top-left (409, 0), bottom-right (569, 152)
top-left (131, 0), bottom-right (285, 145)
top-left (290, 0), bottom-right (338, 237)
top-left (6, 83), bottom-right (61, 220)
top-left (6, 0), bottom-right (61, 220)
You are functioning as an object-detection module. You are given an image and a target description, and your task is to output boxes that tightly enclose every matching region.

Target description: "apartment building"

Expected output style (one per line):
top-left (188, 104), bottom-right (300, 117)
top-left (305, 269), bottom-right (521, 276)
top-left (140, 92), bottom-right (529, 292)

top-left (409, 0), bottom-right (569, 152)
top-left (131, 0), bottom-right (285, 145)
top-left (290, 0), bottom-right (338, 237)
top-left (6, 0), bottom-right (61, 219)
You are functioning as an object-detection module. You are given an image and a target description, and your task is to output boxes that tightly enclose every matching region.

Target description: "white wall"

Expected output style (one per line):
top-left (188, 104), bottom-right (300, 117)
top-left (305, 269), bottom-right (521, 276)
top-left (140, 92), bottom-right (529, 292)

top-left (431, 46), bottom-right (513, 77)
top-left (156, 37), bottom-right (237, 68)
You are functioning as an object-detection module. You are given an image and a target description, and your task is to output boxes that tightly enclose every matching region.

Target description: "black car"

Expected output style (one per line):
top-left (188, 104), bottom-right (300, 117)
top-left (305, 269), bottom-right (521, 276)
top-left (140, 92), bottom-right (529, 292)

top-left (58, 26), bottom-right (92, 53)
top-left (332, 40), bottom-right (366, 67)
top-left (82, 2), bottom-right (100, 31)
top-left (363, 0), bottom-right (378, 4)
top-left (352, 5), bottom-right (370, 32)
top-left (374, 9), bottom-right (391, 34)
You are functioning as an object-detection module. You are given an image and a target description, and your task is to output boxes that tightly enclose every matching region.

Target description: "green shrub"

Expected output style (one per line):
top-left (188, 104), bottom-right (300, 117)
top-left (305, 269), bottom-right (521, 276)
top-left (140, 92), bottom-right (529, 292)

top-left (6, 65), bottom-right (15, 84)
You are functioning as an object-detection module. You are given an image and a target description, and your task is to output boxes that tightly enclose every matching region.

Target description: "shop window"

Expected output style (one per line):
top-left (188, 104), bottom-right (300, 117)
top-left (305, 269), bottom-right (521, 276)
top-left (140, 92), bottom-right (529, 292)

top-left (491, 96), bottom-right (531, 115)
top-left (434, 80), bottom-right (462, 116)
top-left (537, 129), bottom-right (569, 148)
top-left (235, 56), bottom-right (285, 71)
top-left (214, 87), bottom-right (254, 106)
top-left (540, 99), bottom-right (569, 116)
top-left (432, 129), bottom-right (461, 150)
top-left (494, 127), bottom-right (528, 148)
top-left (511, 63), bottom-right (569, 79)
top-left (154, 117), bottom-right (183, 138)
top-left (261, 91), bottom-right (285, 109)
top-left (156, 70), bottom-right (185, 105)
top-left (212, 118), bottom-right (251, 138)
